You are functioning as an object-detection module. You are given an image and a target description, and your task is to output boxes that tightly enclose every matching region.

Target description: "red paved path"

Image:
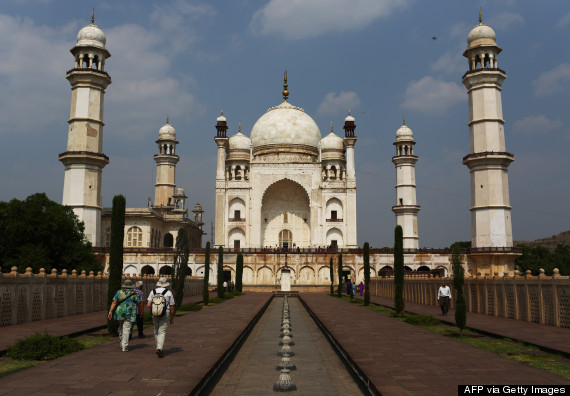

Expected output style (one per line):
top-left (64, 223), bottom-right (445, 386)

top-left (301, 294), bottom-right (570, 396)
top-left (0, 292), bottom-right (568, 395)
top-left (362, 294), bottom-right (570, 356)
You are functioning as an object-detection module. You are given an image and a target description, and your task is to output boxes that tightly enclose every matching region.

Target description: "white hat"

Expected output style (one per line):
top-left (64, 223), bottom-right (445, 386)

top-left (157, 277), bottom-right (170, 287)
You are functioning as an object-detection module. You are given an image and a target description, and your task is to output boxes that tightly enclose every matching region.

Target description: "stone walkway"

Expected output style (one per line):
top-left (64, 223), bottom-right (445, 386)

top-left (301, 294), bottom-right (570, 395)
top-left (0, 295), bottom-right (203, 353)
top-left (0, 292), bottom-right (568, 395)
top-left (0, 293), bottom-right (272, 395)
top-left (361, 294), bottom-right (570, 357)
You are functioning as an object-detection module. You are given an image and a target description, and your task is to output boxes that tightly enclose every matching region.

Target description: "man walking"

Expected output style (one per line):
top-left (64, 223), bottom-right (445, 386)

top-left (438, 280), bottom-right (452, 316)
top-left (147, 277), bottom-right (175, 358)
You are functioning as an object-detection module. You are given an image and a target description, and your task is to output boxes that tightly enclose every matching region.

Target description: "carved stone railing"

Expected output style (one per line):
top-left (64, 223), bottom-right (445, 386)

top-left (369, 270), bottom-right (570, 328)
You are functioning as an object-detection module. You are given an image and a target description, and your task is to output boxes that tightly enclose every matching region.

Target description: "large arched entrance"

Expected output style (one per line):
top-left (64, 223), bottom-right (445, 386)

top-left (261, 179), bottom-right (310, 248)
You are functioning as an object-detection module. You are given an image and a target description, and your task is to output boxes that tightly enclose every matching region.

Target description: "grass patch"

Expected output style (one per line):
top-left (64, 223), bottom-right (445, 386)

top-left (76, 336), bottom-right (111, 349)
top-left (0, 359), bottom-right (41, 378)
top-left (178, 302), bottom-right (203, 313)
top-left (460, 338), bottom-right (533, 354)
top-left (530, 362), bottom-right (570, 380)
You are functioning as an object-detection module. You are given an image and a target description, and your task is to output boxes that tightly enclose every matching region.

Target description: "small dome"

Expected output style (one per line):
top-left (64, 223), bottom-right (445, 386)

top-left (217, 110), bottom-right (226, 122)
top-left (396, 124), bottom-right (414, 141)
top-left (250, 101), bottom-right (321, 150)
top-left (76, 23), bottom-right (107, 50)
top-left (159, 122), bottom-right (176, 139)
top-left (174, 187), bottom-right (185, 196)
top-left (321, 132), bottom-right (344, 151)
top-left (229, 131), bottom-right (251, 150)
top-left (467, 23), bottom-right (496, 46)
top-left (345, 112), bottom-right (355, 123)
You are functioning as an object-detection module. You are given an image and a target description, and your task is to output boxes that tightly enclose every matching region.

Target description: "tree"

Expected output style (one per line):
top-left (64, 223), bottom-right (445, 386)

top-left (107, 195), bottom-right (126, 336)
top-left (337, 253), bottom-right (343, 297)
top-left (514, 244), bottom-right (570, 276)
top-left (329, 257), bottom-right (334, 295)
top-left (452, 245), bottom-right (467, 335)
top-left (203, 241), bottom-right (210, 305)
top-left (0, 193), bottom-right (99, 274)
top-left (394, 225), bottom-right (405, 316)
top-left (217, 246), bottom-right (224, 299)
top-left (236, 253), bottom-right (243, 293)
top-left (363, 242), bottom-right (371, 306)
top-left (171, 228), bottom-right (189, 312)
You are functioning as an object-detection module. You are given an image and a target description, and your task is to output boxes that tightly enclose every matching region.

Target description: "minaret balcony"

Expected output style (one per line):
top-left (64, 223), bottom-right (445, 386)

top-left (392, 155), bottom-right (418, 165)
top-left (58, 151), bottom-right (109, 168)
top-left (228, 217), bottom-right (246, 223)
top-left (462, 68), bottom-right (506, 89)
top-left (391, 205), bottom-right (421, 214)
top-left (326, 218), bottom-right (343, 222)
top-left (462, 151), bottom-right (514, 168)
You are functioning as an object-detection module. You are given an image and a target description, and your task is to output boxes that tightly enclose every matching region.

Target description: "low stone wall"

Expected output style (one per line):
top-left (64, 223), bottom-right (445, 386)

top-left (0, 267), bottom-right (203, 327)
top-left (369, 272), bottom-right (570, 328)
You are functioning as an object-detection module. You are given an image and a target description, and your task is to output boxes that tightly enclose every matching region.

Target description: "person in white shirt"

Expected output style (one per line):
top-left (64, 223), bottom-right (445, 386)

top-left (437, 280), bottom-right (452, 316)
top-left (147, 277), bottom-right (175, 358)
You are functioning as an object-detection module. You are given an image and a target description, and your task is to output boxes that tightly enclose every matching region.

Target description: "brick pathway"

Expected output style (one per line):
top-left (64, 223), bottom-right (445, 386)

top-left (362, 294), bottom-right (570, 357)
top-left (0, 293), bottom-right (272, 395)
top-left (0, 292), bottom-right (569, 395)
top-left (0, 295), bottom-right (203, 354)
top-left (301, 294), bottom-right (570, 396)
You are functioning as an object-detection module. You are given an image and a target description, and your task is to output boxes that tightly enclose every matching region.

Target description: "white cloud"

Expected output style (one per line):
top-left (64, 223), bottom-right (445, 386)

top-left (557, 13), bottom-right (570, 29)
top-left (316, 91), bottom-right (360, 115)
top-left (0, 14), bottom-right (72, 136)
top-left (401, 76), bottom-right (465, 115)
top-left (488, 12), bottom-right (525, 31)
top-left (430, 49), bottom-right (465, 75)
top-left (513, 115), bottom-right (562, 134)
top-left (533, 63), bottom-right (570, 96)
top-left (250, 0), bottom-right (408, 40)
top-left (104, 23), bottom-right (205, 139)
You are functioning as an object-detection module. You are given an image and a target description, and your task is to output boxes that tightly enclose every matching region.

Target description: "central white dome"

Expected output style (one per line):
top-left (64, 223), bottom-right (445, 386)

top-left (250, 101), bottom-right (321, 149)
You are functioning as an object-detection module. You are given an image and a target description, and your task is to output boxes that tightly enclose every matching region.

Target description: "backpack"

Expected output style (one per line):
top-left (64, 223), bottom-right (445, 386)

top-left (151, 289), bottom-right (168, 317)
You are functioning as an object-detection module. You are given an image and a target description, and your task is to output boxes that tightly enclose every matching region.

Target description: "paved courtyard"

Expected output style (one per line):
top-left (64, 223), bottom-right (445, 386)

top-left (0, 292), bottom-right (568, 395)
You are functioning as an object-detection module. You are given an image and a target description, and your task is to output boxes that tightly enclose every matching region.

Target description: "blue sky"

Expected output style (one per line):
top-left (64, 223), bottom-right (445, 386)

top-left (1, 0), bottom-right (569, 248)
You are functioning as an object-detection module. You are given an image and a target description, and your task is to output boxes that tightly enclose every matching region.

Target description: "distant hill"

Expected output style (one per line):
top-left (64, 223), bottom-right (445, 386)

top-left (515, 229), bottom-right (570, 250)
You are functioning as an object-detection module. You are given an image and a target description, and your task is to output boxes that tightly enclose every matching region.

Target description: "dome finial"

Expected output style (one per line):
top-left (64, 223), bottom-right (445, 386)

top-left (348, 109), bottom-right (351, 116)
top-left (239, 121), bottom-right (241, 133)
top-left (331, 121), bottom-right (333, 133)
top-left (282, 68), bottom-right (289, 102)
top-left (403, 115), bottom-right (406, 125)
top-left (166, 115), bottom-right (169, 124)
top-left (479, 7), bottom-right (482, 24)
top-left (220, 109), bottom-right (223, 116)
top-left (91, 8), bottom-right (95, 24)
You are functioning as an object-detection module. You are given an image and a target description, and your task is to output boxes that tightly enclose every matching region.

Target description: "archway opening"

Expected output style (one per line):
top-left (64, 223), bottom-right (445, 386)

top-left (261, 179), bottom-right (310, 248)
top-left (159, 266), bottom-right (172, 275)
top-left (141, 265), bottom-right (155, 275)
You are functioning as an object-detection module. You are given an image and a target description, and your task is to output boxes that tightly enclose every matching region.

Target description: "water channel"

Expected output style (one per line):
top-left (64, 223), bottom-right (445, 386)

top-left (210, 296), bottom-right (364, 395)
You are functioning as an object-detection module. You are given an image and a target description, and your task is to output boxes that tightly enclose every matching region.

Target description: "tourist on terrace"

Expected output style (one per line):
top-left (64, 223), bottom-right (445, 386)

top-left (437, 280), bottom-right (452, 316)
top-left (108, 279), bottom-right (143, 352)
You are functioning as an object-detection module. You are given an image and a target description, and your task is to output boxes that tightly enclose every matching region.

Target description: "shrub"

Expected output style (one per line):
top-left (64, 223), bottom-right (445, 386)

top-left (209, 297), bottom-right (224, 304)
top-left (403, 314), bottom-right (440, 326)
top-left (6, 332), bottom-right (84, 361)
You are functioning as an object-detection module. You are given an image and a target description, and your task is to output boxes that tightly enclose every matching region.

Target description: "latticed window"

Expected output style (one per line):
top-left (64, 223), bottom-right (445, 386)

top-left (279, 229), bottom-right (292, 249)
top-left (127, 226), bottom-right (143, 247)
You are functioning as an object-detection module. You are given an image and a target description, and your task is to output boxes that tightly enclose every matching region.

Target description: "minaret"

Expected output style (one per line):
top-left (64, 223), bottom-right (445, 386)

top-left (154, 117), bottom-right (179, 207)
top-left (462, 11), bottom-right (514, 248)
top-left (392, 117), bottom-right (420, 249)
top-left (214, 111), bottom-right (228, 246)
top-left (343, 110), bottom-right (358, 248)
top-left (59, 12), bottom-right (111, 247)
